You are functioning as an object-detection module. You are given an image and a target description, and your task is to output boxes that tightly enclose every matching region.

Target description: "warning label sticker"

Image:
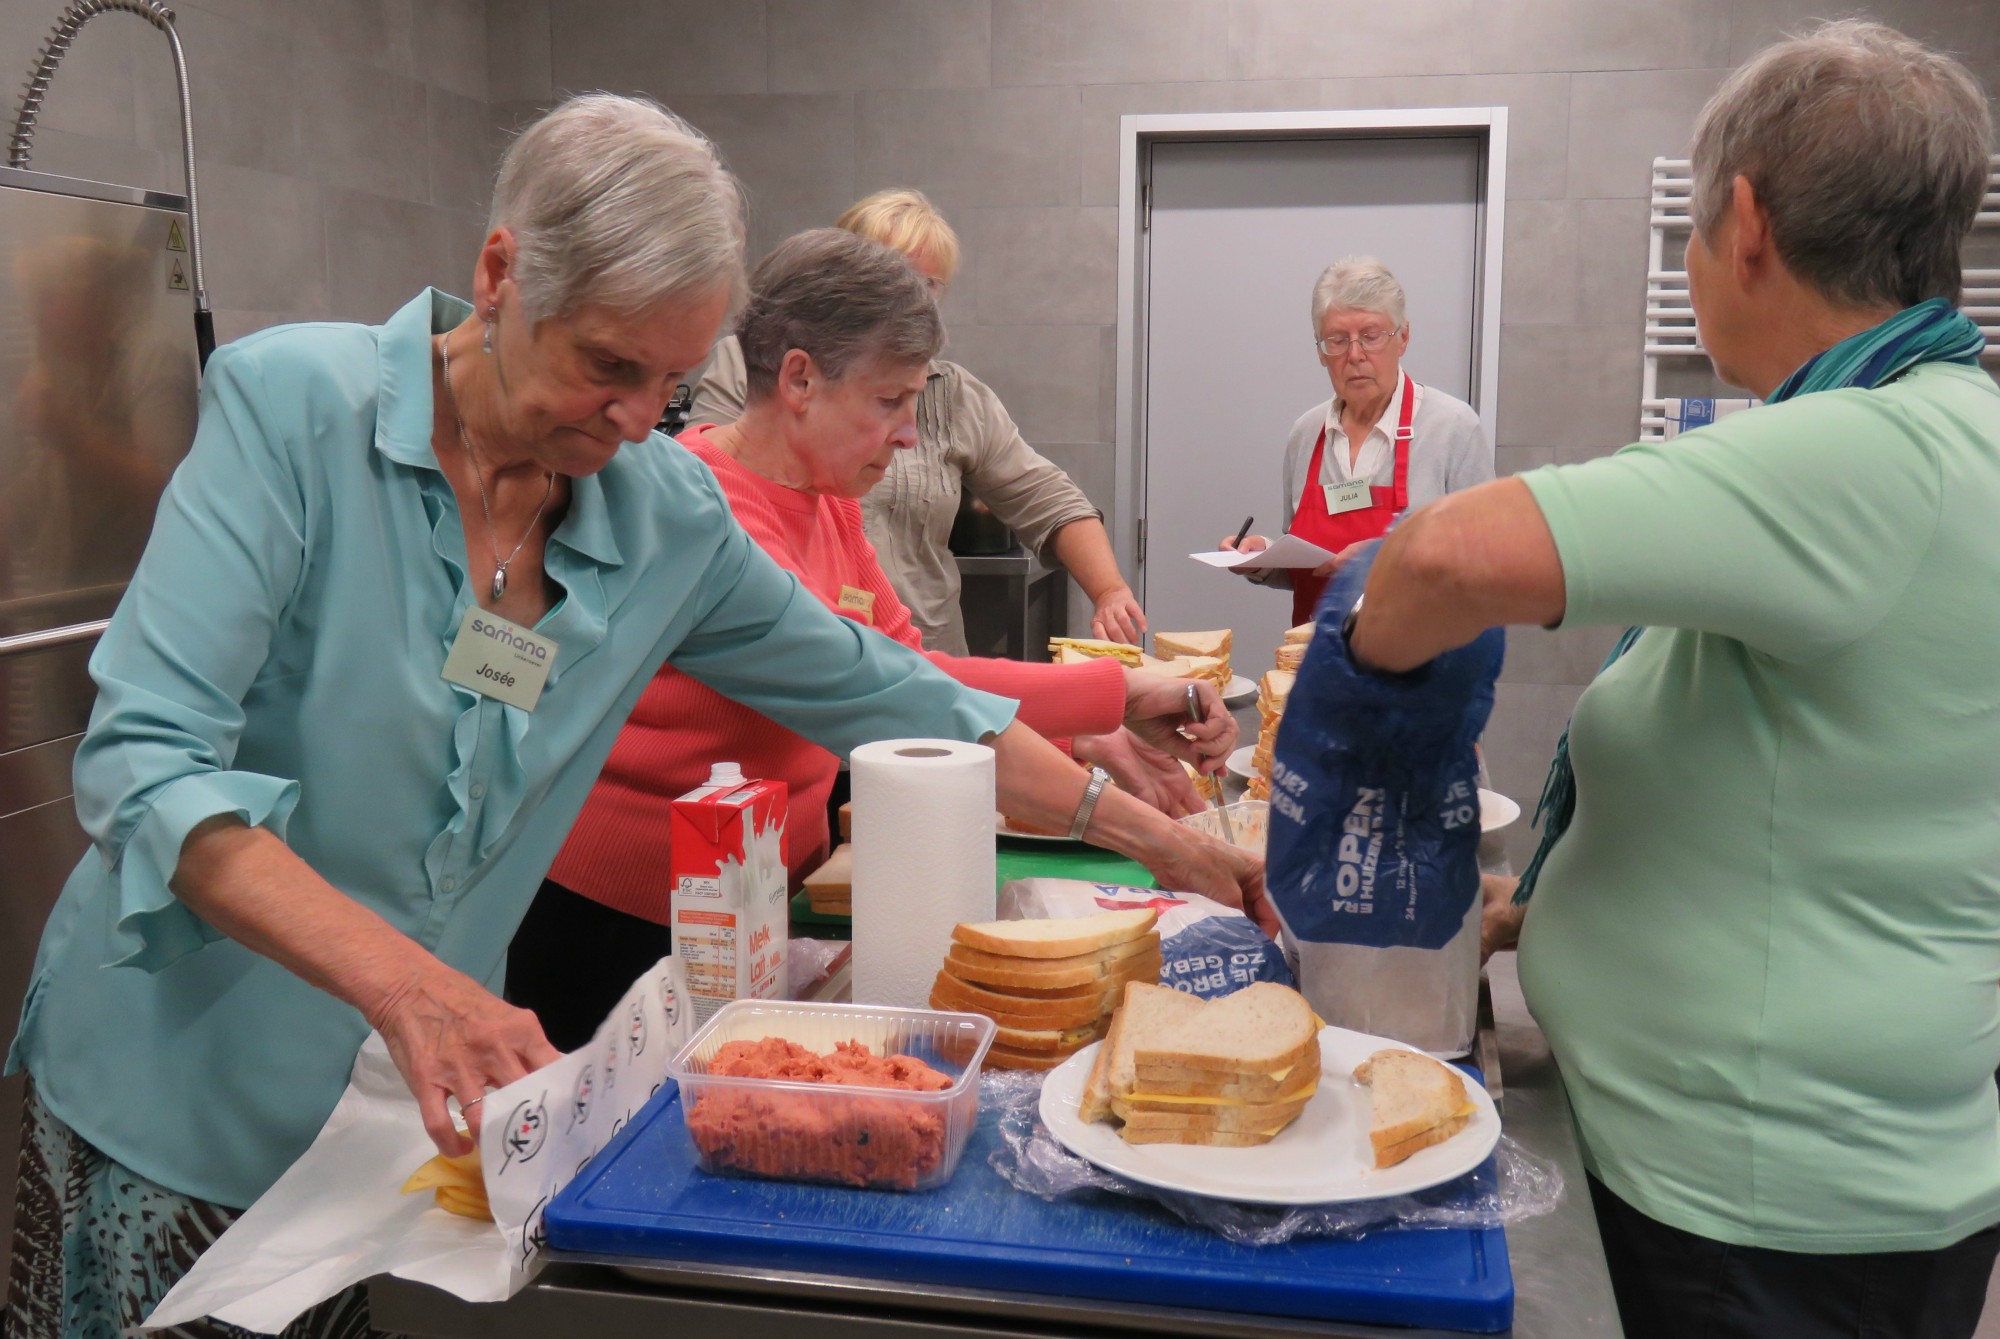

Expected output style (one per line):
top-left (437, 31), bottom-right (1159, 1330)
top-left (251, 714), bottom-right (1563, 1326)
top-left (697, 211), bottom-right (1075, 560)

top-left (166, 219), bottom-right (186, 252)
top-left (167, 258), bottom-right (188, 292)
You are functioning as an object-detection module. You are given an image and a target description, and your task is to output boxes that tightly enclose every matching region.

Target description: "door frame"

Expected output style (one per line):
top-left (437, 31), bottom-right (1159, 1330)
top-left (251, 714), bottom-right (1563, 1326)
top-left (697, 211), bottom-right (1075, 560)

top-left (1114, 108), bottom-right (1509, 595)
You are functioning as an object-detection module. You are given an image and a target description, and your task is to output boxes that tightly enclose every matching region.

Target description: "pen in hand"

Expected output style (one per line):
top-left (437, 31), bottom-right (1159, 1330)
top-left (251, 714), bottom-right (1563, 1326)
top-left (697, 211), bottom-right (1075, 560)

top-left (1230, 516), bottom-right (1254, 550)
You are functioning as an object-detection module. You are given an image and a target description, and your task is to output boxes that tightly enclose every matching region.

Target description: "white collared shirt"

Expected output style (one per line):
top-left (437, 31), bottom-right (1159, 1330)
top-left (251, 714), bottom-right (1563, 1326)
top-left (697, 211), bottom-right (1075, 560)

top-left (1318, 374), bottom-right (1417, 487)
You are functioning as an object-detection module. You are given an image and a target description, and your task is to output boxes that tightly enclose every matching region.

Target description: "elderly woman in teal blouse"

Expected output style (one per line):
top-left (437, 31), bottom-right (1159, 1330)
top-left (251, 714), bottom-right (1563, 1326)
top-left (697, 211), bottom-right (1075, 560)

top-left (1, 94), bottom-right (1258, 1338)
top-left (1347, 24), bottom-right (2000, 1339)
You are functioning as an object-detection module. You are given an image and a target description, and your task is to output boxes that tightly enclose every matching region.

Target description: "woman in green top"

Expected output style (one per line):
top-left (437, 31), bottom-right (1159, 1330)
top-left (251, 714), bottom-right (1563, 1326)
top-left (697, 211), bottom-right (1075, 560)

top-left (1344, 22), bottom-right (2000, 1339)
top-left (2, 95), bottom-right (1260, 1338)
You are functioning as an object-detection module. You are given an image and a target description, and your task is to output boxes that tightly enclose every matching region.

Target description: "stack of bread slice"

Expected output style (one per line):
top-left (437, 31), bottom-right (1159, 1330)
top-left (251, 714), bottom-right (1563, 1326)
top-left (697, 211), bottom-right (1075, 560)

top-left (1081, 981), bottom-right (1322, 1145)
top-left (1049, 636), bottom-right (1144, 667)
top-left (1247, 669), bottom-right (1293, 802)
top-left (1150, 630), bottom-right (1232, 692)
top-left (931, 909), bottom-right (1162, 1070)
top-left (1183, 759), bottom-right (1223, 805)
top-left (801, 843), bottom-right (852, 916)
top-left (1354, 1048), bottom-right (1478, 1168)
top-left (1273, 622), bottom-right (1312, 672)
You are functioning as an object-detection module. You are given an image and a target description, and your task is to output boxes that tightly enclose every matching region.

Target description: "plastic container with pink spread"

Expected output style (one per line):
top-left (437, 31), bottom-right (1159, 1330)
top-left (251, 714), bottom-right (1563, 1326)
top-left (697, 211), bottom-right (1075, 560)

top-left (667, 999), bottom-right (996, 1192)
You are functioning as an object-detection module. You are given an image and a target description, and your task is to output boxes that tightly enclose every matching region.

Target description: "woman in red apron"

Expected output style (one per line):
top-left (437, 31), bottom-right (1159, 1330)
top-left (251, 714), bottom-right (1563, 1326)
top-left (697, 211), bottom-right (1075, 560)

top-left (1283, 367), bottom-right (1416, 624)
top-left (1225, 255), bottom-right (1450, 625)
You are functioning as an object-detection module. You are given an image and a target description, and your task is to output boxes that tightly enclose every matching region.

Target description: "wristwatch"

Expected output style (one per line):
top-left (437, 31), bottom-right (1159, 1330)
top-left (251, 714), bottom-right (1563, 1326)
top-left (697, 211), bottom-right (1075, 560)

top-left (1068, 766), bottom-right (1111, 840)
top-left (1341, 594), bottom-right (1366, 650)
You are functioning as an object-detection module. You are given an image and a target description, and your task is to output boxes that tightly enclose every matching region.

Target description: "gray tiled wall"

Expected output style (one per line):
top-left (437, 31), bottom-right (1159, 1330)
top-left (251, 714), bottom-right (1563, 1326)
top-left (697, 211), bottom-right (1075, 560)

top-left (519, 0), bottom-right (1998, 861)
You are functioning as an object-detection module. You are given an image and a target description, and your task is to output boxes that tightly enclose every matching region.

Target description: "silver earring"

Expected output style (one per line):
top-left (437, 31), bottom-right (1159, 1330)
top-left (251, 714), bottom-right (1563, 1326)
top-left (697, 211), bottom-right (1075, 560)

top-left (482, 307), bottom-right (496, 355)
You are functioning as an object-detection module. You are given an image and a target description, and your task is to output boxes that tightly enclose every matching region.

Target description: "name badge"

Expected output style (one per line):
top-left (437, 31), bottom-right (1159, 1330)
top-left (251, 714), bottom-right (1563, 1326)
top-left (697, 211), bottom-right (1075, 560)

top-left (440, 604), bottom-right (557, 711)
top-left (837, 585), bottom-right (876, 624)
top-left (1323, 478), bottom-right (1374, 515)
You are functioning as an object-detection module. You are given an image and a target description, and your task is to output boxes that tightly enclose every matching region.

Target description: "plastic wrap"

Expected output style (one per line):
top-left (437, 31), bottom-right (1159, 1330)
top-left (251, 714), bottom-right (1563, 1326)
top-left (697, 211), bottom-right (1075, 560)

top-left (983, 1069), bottom-right (1562, 1247)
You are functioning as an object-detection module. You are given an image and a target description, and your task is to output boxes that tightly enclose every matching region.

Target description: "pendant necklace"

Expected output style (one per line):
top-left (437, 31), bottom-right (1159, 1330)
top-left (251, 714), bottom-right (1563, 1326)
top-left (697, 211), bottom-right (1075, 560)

top-left (440, 335), bottom-right (555, 602)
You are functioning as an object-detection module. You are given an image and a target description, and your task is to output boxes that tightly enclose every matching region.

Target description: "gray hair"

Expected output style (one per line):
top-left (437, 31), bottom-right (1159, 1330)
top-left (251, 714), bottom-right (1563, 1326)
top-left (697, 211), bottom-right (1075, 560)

top-left (1310, 257), bottom-right (1407, 333)
top-left (737, 229), bottom-right (944, 403)
top-left (1690, 20), bottom-right (1993, 309)
top-left (489, 93), bottom-right (747, 323)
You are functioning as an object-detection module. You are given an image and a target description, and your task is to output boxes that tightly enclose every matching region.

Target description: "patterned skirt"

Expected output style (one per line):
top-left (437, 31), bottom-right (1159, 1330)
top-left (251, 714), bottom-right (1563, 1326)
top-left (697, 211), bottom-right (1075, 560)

top-left (4, 1079), bottom-right (402, 1339)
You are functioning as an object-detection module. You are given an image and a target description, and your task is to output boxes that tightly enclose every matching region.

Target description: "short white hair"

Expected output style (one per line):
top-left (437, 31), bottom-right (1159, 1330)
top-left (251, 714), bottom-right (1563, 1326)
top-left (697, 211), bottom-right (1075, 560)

top-left (490, 93), bottom-right (747, 323)
top-left (1310, 257), bottom-right (1406, 333)
top-left (1690, 20), bottom-right (1992, 308)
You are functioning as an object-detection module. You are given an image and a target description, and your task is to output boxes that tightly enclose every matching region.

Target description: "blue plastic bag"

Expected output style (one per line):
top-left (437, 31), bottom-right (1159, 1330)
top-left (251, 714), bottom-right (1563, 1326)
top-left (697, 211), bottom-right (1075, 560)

top-left (1266, 540), bottom-right (1503, 1047)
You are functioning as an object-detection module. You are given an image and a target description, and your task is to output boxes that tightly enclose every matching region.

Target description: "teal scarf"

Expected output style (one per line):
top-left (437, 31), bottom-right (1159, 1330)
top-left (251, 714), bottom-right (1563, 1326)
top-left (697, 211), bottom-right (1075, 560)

top-left (1513, 297), bottom-right (1986, 905)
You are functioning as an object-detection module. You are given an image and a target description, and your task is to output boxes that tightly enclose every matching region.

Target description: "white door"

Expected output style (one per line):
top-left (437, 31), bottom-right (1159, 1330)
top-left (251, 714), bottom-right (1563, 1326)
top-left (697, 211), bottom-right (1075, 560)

top-left (1140, 135), bottom-right (1484, 676)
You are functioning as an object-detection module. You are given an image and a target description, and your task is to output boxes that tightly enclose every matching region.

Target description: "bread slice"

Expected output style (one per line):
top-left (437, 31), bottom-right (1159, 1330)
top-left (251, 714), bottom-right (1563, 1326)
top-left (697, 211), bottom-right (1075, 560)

top-left (1078, 982), bottom-right (1210, 1123)
top-left (991, 1016), bottom-right (1109, 1055)
top-left (1057, 646), bottom-right (1095, 665)
top-left (1353, 1049), bottom-right (1476, 1170)
top-left (1110, 1092), bottom-right (1312, 1131)
top-left (944, 935), bottom-right (1160, 992)
top-left (1129, 1049), bottom-right (1322, 1105)
top-left (1274, 643), bottom-right (1305, 672)
top-left (1282, 622), bottom-right (1313, 645)
top-left (1128, 982), bottom-right (1320, 1075)
top-left (985, 1042), bottom-right (1073, 1071)
top-left (1117, 1125), bottom-right (1290, 1147)
top-left (951, 909), bottom-right (1157, 959)
top-left (1258, 669), bottom-right (1295, 708)
top-left (802, 844), bottom-right (851, 898)
top-left (930, 970), bottom-right (1116, 1029)
top-left (1153, 630), bottom-right (1232, 660)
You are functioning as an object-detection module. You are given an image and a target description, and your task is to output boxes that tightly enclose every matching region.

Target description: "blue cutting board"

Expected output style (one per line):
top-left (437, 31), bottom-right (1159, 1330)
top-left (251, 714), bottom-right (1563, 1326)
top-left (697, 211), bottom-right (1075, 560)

top-left (546, 1077), bottom-right (1512, 1332)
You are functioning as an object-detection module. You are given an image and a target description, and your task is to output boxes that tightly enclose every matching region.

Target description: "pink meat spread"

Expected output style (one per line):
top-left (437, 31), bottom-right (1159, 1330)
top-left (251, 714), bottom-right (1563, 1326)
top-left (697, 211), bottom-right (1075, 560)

top-left (686, 1038), bottom-right (954, 1190)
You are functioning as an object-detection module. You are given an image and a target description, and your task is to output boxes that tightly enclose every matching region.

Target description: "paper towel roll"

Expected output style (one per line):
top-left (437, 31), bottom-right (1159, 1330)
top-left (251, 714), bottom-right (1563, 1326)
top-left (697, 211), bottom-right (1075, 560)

top-left (850, 738), bottom-right (996, 1007)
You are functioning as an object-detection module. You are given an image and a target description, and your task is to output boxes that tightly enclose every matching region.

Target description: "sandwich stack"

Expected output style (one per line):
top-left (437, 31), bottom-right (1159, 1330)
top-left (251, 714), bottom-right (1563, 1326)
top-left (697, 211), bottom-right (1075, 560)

top-left (1273, 621), bottom-right (1312, 673)
top-left (1354, 1048), bottom-right (1478, 1168)
top-left (1148, 629), bottom-right (1232, 693)
top-left (1081, 981), bottom-right (1321, 1146)
top-left (801, 843), bottom-right (852, 917)
top-left (1247, 669), bottom-right (1293, 802)
top-left (930, 909), bottom-right (1162, 1070)
top-left (1184, 759), bottom-right (1223, 806)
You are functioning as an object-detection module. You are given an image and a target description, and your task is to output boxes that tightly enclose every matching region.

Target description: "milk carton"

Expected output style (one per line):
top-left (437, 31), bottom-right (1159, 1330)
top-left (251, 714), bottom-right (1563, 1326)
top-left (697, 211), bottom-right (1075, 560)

top-left (669, 762), bottom-right (788, 1025)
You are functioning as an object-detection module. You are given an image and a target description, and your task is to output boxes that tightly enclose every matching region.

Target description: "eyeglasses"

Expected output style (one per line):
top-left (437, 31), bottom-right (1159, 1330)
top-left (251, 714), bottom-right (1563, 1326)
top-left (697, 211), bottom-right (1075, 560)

top-left (1316, 327), bottom-right (1400, 356)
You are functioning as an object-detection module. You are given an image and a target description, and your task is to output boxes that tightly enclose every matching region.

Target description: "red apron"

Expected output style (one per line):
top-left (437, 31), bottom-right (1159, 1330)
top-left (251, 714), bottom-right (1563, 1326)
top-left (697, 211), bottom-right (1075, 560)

top-left (1287, 372), bottom-right (1417, 625)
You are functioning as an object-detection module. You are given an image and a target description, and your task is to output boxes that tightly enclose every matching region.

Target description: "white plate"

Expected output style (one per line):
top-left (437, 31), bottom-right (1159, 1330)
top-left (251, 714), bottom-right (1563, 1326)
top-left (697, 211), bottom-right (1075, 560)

top-left (1039, 1026), bottom-right (1500, 1206)
top-left (1478, 789), bottom-right (1520, 833)
top-left (1225, 743), bottom-right (1258, 781)
top-left (1221, 673), bottom-right (1258, 706)
top-left (995, 813), bottom-right (1086, 843)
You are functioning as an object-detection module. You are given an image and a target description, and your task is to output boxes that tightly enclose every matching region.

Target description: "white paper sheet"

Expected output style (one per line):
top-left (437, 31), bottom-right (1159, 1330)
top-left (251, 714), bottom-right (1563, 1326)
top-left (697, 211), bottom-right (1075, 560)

top-left (1190, 534), bottom-right (1334, 570)
top-left (143, 956), bottom-right (691, 1334)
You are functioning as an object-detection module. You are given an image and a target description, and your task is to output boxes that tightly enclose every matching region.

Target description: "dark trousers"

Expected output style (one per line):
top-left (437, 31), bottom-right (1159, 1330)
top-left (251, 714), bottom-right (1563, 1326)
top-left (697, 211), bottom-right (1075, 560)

top-left (1588, 1175), bottom-right (1999, 1339)
top-left (506, 878), bottom-right (673, 1052)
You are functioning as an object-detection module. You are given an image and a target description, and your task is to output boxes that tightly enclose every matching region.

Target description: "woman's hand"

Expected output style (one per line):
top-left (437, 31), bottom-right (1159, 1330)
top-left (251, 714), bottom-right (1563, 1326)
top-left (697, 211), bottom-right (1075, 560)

top-left (1309, 539), bottom-right (1371, 581)
top-left (1479, 873), bottom-right (1526, 965)
top-left (1073, 728), bottom-right (1204, 818)
top-left (1143, 826), bottom-right (1281, 937)
top-left (370, 964), bottom-right (562, 1157)
top-left (1120, 669), bottom-right (1237, 771)
top-left (1222, 532), bottom-right (1277, 583)
top-left (1090, 585), bottom-right (1147, 644)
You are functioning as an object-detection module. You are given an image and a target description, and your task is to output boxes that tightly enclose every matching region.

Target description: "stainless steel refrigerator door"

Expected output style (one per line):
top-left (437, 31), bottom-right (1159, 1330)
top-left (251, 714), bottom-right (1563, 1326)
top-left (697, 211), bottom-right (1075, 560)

top-left (0, 168), bottom-right (199, 1283)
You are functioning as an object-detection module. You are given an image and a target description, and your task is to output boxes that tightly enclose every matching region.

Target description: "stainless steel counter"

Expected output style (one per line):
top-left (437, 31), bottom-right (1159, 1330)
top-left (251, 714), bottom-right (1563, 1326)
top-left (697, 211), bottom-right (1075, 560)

top-left (370, 954), bottom-right (1622, 1339)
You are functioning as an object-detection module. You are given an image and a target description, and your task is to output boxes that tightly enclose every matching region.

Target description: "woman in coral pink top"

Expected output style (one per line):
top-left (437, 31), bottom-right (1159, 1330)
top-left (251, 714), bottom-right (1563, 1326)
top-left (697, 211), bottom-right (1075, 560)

top-left (512, 229), bottom-right (1244, 1045)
